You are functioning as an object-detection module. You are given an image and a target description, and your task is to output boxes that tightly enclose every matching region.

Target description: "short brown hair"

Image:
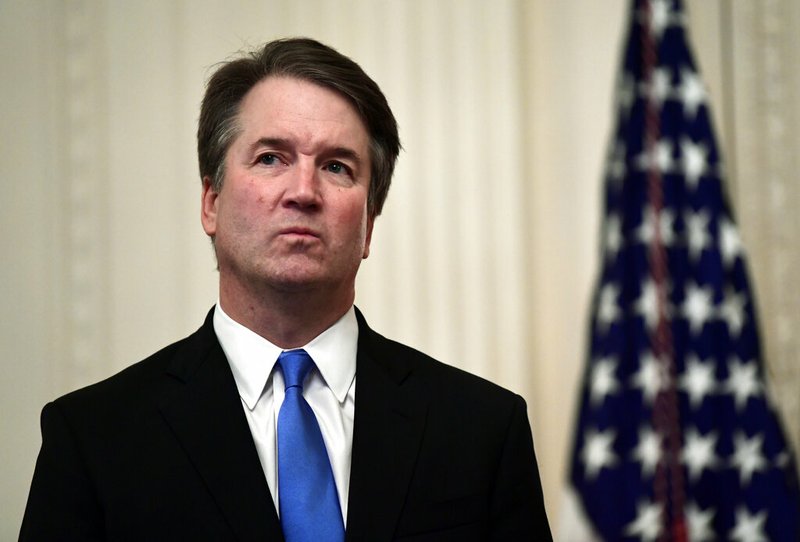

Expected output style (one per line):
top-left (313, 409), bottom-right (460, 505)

top-left (197, 37), bottom-right (400, 218)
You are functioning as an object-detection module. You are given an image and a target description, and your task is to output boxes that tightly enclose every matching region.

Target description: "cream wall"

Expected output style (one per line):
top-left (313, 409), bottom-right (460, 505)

top-left (2, 0), bottom-right (798, 538)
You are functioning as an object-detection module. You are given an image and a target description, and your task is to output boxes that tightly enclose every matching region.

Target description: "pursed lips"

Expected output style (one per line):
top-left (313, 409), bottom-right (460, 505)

top-left (278, 226), bottom-right (321, 240)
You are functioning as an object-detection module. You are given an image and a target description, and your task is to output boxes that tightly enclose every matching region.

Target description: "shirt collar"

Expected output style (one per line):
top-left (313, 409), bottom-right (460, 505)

top-left (213, 302), bottom-right (358, 410)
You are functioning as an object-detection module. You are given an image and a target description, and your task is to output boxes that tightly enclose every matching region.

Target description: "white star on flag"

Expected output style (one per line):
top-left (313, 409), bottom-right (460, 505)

top-left (685, 502), bottom-right (716, 542)
top-left (624, 500), bottom-right (663, 542)
top-left (581, 428), bottom-right (618, 480)
top-left (637, 206), bottom-right (676, 246)
top-left (681, 281), bottom-right (714, 336)
top-left (682, 427), bottom-right (719, 482)
top-left (607, 142), bottom-right (628, 187)
top-left (590, 356), bottom-right (620, 406)
top-left (679, 355), bottom-right (717, 409)
top-left (677, 67), bottom-right (706, 119)
top-left (729, 507), bottom-right (769, 542)
top-left (639, 0), bottom-right (679, 41)
top-left (636, 138), bottom-right (675, 174)
top-left (730, 432), bottom-right (768, 486)
top-left (684, 209), bottom-right (712, 261)
top-left (723, 357), bottom-right (762, 411)
top-left (680, 137), bottom-right (708, 189)
top-left (719, 287), bottom-right (747, 339)
top-left (604, 214), bottom-right (623, 261)
top-left (639, 66), bottom-right (673, 106)
top-left (617, 73), bottom-right (636, 119)
top-left (596, 283), bottom-right (622, 334)
top-left (635, 278), bottom-right (661, 331)
top-left (632, 426), bottom-right (662, 477)
top-left (631, 351), bottom-right (668, 404)
top-left (719, 217), bottom-right (743, 269)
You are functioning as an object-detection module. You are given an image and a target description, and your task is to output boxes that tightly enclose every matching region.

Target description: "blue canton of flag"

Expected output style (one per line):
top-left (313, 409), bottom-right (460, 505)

top-left (568, 0), bottom-right (800, 540)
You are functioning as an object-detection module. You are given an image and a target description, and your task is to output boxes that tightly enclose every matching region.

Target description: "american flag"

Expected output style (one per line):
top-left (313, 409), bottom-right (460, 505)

top-left (567, 0), bottom-right (800, 540)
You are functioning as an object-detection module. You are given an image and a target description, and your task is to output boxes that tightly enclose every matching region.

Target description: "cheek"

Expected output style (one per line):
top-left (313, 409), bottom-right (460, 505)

top-left (240, 180), bottom-right (264, 206)
top-left (224, 183), bottom-right (270, 228)
top-left (343, 200), bottom-right (370, 240)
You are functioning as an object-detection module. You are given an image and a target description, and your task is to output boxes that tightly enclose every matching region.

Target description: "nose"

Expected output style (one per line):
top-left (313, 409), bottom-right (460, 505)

top-left (283, 160), bottom-right (321, 210)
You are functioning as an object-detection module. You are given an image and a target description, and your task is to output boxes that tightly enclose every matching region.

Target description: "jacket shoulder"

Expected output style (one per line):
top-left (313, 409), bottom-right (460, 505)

top-left (53, 311), bottom-right (218, 419)
top-left (360, 320), bottom-right (526, 413)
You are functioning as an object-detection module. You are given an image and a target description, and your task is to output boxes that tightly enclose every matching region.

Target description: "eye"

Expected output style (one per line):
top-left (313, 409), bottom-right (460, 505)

top-left (324, 161), bottom-right (350, 175)
top-left (258, 153), bottom-right (281, 166)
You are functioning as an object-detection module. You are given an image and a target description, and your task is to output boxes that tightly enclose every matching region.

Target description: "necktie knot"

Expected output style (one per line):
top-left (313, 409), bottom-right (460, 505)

top-left (278, 350), bottom-right (314, 391)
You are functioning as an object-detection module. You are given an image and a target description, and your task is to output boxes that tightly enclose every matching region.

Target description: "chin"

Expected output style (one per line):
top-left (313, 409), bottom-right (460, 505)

top-left (269, 277), bottom-right (322, 294)
top-left (264, 268), bottom-right (329, 293)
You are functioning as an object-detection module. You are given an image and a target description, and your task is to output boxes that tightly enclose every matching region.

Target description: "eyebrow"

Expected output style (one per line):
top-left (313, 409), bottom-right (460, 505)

top-left (250, 137), bottom-right (364, 166)
top-left (249, 137), bottom-right (291, 154)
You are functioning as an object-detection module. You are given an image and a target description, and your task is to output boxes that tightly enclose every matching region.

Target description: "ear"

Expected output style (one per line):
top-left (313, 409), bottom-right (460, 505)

top-left (362, 214), bottom-right (375, 259)
top-left (201, 176), bottom-right (219, 237)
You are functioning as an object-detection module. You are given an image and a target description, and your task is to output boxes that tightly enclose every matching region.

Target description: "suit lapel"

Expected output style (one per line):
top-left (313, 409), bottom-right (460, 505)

top-left (346, 312), bottom-right (430, 541)
top-left (158, 311), bottom-right (283, 541)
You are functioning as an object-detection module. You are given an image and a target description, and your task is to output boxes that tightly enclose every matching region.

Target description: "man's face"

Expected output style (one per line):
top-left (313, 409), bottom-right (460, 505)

top-left (201, 76), bottom-right (374, 299)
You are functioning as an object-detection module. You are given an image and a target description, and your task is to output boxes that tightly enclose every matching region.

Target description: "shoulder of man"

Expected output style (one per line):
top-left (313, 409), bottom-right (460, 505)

top-left (51, 308), bottom-right (219, 420)
top-left (355, 309), bottom-right (526, 413)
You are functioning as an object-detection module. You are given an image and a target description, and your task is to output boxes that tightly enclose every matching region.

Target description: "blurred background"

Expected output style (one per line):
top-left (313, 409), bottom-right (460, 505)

top-left (2, 0), bottom-right (798, 537)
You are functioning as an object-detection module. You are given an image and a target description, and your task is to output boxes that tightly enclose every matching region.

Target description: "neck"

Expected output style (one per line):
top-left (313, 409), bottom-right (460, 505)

top-left (218, 279), bottom-right (354, 349)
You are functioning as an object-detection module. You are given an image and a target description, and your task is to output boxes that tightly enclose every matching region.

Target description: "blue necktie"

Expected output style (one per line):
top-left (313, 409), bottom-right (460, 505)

top-left (277, 350), bottom-right (344, 542)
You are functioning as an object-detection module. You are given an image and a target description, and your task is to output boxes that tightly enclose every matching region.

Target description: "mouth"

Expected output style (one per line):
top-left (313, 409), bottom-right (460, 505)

top-left (279, 227), bottom-right (321, 240)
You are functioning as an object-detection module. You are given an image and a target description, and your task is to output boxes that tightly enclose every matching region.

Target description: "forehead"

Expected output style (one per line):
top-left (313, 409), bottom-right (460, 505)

top-left (235, 76), bottom-right (369, 150)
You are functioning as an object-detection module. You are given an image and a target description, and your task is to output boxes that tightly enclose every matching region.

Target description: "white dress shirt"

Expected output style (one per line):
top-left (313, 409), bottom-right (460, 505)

top-left (213, 303), bottom-right (357, 524)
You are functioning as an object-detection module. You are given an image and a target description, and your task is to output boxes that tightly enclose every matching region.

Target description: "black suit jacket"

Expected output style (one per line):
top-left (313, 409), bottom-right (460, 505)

top-left (20, 308), bottom-right (551, 541)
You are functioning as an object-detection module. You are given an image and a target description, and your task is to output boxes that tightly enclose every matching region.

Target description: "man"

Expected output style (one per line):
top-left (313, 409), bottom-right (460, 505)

top-left (21, 38), bottom-right (551, 541)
